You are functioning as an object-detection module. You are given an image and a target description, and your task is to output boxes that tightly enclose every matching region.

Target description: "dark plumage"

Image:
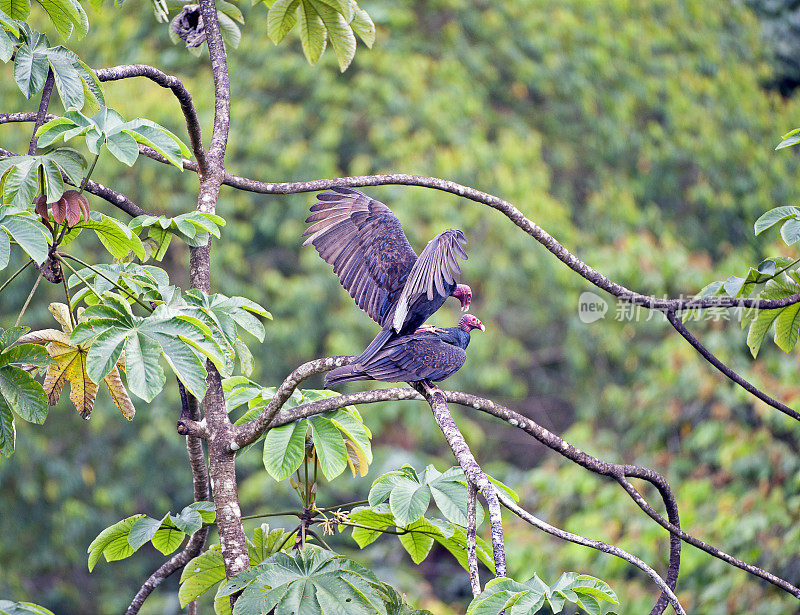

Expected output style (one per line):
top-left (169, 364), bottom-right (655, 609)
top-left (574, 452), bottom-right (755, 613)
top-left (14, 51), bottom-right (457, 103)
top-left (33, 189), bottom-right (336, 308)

top-left (325, 314), bottom-right (485, 387)
top-left (303, 187), bottom-right (471, 363)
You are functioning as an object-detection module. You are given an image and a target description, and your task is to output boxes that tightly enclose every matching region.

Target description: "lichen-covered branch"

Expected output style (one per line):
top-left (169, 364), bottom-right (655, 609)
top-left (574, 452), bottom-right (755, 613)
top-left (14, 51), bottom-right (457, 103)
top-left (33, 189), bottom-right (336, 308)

top-left (413, 381), bottom-right (507, 577)
top-left (27, 70), bottom-right (54, 155)
top-left (466, 483), bottom-right (481, 597)
top-left (233, 356), bottom-right (353, 449)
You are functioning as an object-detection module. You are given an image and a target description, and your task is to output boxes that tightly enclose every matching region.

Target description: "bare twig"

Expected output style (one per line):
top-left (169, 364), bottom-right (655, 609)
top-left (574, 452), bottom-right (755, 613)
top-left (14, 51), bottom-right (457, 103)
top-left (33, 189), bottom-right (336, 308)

top-left (15, 271), bottom-right (42, 326)
top-left (27, 69), bottom-right (55, 155)
top-left (666, 310), bottom-right (800, 422)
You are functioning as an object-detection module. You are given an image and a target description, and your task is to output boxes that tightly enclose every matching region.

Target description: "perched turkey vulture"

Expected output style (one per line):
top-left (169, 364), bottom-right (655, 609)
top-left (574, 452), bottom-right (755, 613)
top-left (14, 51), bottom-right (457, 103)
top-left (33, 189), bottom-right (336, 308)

top-left (303, 187), bottom-right (472, 363)
top-left (325, 314), bottom-right (485, 387)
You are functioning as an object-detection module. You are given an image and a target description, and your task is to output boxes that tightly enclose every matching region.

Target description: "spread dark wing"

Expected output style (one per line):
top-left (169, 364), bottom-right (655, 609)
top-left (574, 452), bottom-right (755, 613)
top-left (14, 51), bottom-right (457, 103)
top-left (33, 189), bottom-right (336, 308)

top-left (364, 332), bottom-right (467, 382)
top-left (302, 187), bottom-right (418, 326)
top-left (392, 229), bottom-right (468, 332)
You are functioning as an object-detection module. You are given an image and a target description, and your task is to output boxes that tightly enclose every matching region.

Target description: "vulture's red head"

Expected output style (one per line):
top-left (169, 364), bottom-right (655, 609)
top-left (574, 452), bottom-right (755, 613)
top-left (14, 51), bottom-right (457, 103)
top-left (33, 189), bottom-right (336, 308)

top-left (459, 314), bottom-right (485, 332)
top-left (453, 284), bottom-right (472, 312)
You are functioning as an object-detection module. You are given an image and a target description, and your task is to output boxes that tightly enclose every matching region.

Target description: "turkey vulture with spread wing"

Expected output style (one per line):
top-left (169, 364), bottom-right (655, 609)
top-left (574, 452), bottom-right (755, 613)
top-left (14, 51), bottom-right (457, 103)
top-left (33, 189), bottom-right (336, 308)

top-left (325, 314), bottom-right (485, 387)
top-left (303, 187), bottom-right (472, 363)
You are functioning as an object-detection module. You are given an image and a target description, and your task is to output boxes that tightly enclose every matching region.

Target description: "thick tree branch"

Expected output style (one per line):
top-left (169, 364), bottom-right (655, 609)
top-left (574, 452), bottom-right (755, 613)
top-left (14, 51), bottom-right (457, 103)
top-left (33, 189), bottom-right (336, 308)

top-left (466, 483), bottom-right (481, 597)
top-left (0, 112), bottom-right (56, 124)
top-left (94, 64), bottom-right (207, 176)
top-left (665, 310), bottom-right (800, 422)
top-left (495, 491), bottom-right (686, 615)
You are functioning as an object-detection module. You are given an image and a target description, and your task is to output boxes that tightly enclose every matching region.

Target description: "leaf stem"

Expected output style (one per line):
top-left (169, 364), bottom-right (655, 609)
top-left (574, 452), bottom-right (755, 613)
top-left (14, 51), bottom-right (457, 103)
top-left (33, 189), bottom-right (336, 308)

top-left (15, 271), bottom-right (43, 326)
top-left (275, 527), bottom-right (298, 553)
top-left (315, 499), bottom-right (368, 512)
top-left (0, 260), bottom-right (33, 296)
top-left (240, 510), bottom-right (303, 521)
top-left (80, 150), bottom-right (101, 193)
top-left (57, 252), bottom-right (154, 313)
top-left (60, 266), bottom-right (76, 327)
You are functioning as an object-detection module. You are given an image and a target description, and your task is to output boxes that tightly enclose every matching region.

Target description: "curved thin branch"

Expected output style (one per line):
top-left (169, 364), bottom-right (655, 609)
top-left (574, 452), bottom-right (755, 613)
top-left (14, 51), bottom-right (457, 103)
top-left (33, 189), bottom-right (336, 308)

top-left (495, 491), bottom-right (686, 615)
top-left (114, 164), bottom-right (799, 312)
top-left (665, 310), bottom-right (800, 422)
top-left (95, 64), bottom-right (207, 175)
top-left (0, 147), bottom-right (148, 217)
top-left (442, 390), bottom-right (800, 600)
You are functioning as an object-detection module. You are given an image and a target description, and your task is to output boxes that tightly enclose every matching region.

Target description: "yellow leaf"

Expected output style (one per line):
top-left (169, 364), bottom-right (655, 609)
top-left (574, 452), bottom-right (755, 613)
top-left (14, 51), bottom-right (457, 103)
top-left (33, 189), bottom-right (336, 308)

top-left (345, 440), bottom-right (369, 478)
top-left (20, 309), bottom-right (135, 420)
top-left (49, 303), bottom-right (75, 333)
top-left (103, 366), bottom-right (135, 420)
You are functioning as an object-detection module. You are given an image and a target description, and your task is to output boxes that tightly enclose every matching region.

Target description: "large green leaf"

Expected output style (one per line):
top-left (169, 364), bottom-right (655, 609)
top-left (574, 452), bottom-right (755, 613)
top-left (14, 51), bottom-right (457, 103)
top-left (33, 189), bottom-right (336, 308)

top-left (13, 41), bottom-right (48, 97)
top-left (61, 212), bottom-right (146, 260)
top-left (0, 601), bottom-right (55, 615)
top-left (0, 213), bottom-right (50, 264)
top-left (0, 395), bottom-right (15, 457)
top-left (0, 0), bottom-right (31, 20)
top-left (398, 518), bottom-right (434, 564)
top-left (179, 544), bottom-right (227, 608)
top-left (87, 515), bottom-right (144, 571)
top-left (0, 364), bottom-right (49, 424)
top-left (309, 0), bottom-right (354, 71)
top-left (297, 0), bottom-right (327, 64)
top-left (220, 547), bottom-right (388, 615)
top-left (389, 477), bottom-right (431, 527)
top-left (263, 420), bottom-right (307, 481)
top-left (267, 0), bottom-right (299, 44)
top-left (309, 415), bottom-right (347, 481)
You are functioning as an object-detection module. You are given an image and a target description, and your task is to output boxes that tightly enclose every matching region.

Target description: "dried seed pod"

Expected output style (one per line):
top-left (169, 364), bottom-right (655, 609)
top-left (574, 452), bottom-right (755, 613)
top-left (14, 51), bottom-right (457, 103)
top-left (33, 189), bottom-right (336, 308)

top-left (171, 4), bottom-right (206, 47)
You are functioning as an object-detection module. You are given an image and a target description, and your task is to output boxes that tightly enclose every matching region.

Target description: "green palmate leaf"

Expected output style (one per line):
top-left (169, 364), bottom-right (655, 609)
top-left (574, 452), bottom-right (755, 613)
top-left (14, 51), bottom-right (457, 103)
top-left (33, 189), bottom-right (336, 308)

top-left (0, 395), bottom-right (16, 457)
top-left (170, 508), bottom-right (203, 535)
top-left (121, 118), bottom-right (191, 168)
top-left (0, 31), bottom-right (12, 64)
top-left (0, 231), bottom-right (9, 269)
top-left (389, 477), bottom-right (431, 527)
top-left (777, 127), bottom-right (800, 150)
top-left (0, 364), bottom-right (49, 424)
top-left (746, 278), bottom-right (800, 357)
top-left (309, 415), bottom-right (347, 480)
top-left (186, 500), bottom-right (216, 524)
top-left (61, 212), bottom-right (146, 259)
top-left (267, 0), bottom-right (299, 43)
top-left (350, 5), bottom-right (374, 47)
top-left (0, 213), bottom-right (50, 264)
top-left (0, 601), bottom-right (56, 615)
top-left (87, 515), bottom-right (143, 571)
top-left (247, 523), bottom-right (287, 564)
top-left (14, 41), bottom-right (48, 97)
top-left (222, 547), bottom-right (388, 615)
top-left (0, 6), bottom-right (22, 30)
top-left (105, 130), bottom-right (139, 166)
top-left (179, 544), bottom-right (227, 608)
top-left (152, 521), bottom-right (186, 555)
top-left (46, 50), bottom-right (83, 108)
top-left (398, 518), bottom-right (434, 564)
top-left (0, 0), bottom-right (31, 19)
top-left (297, 0), bottom-right (327, 64)
top-left (263, 420), bottom-right (307, 480)
top-left (774, 302), bottom-right (800, 352)
top-left (309, 0), bottom-right (355, 71)
top-left (127, 515), bottom-right (162, 551)
top-left (217, 11), bottom-right (241, 48)
top-left (754, 206), bottom-right (800, 235)
top-left (348, 508), bottom-right (394, 548)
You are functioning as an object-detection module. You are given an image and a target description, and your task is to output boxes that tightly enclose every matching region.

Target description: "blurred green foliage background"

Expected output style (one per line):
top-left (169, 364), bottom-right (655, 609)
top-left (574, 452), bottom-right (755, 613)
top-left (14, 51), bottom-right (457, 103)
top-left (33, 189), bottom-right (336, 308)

top-left (3, 0), bottom-right (800, 613)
